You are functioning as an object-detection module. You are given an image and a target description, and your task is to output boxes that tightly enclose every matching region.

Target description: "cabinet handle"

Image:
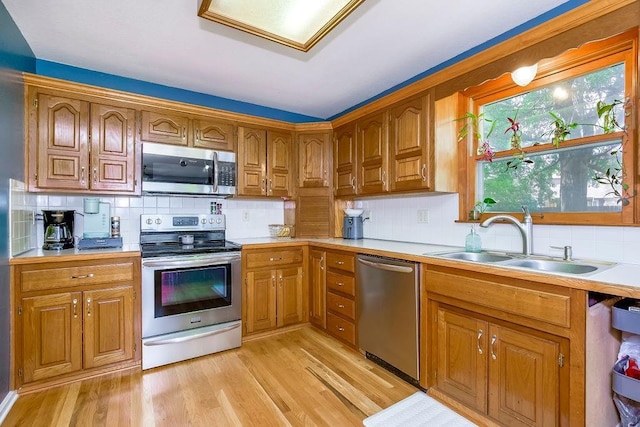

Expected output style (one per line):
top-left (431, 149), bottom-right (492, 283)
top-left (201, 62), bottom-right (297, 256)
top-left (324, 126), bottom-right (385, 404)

top-left (382, 170), bottom-right (386, 187)
top-left (337, 282), bottom-right (344, 287)
top-left (182, 127), bottom-right (186, 140)
top-left (80, 167), bottom-right (85, 185)
top-left (336, 261), bottom-right (345, 265)
top-left (70, 273), bottom-right (94, 279)
top-left (272, 275), bottom-right (276, 287)
top-left (337, 326), bottom-right (345, 332)
top-left (320, 256), bottom-right (324, 270)
top-left (350, 176), bottom-right (356, 190)
top-left (477, 329), bottom-right (483, 354)
top-left (337, 304), bottom-right (345, 309)
top-left (262, 178), bottom-right (267, 195)
top-left (72, 298), bottom-right (78, 318)
top-left (93, 167), bottom-right (97, 185)
top-left (269, 257), bottom-right (282, 261)
top-left (86, 297), bottom-right (92, 317)
top-left (420, 164), bottom-right (427, 181)
top-left (196, 129), bottom-right (200, 141)
top-left (279, 275), bottom-right (283, 287)
top-left (269, 179), bottom-right (273, 194)
top-left (490, 334), bottom-right (497, 360)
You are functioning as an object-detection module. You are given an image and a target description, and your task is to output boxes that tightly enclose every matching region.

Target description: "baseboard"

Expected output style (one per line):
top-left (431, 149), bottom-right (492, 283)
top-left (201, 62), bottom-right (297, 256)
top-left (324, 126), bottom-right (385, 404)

top-left (0, 391), bottom-right (18, 425)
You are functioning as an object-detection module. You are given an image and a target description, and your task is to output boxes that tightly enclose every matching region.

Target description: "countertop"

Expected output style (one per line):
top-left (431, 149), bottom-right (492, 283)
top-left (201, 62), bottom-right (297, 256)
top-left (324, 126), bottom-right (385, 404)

top-left (234, 237), bottom-right (640, 298)
top-left (9, 244), bottom-right (141, 264)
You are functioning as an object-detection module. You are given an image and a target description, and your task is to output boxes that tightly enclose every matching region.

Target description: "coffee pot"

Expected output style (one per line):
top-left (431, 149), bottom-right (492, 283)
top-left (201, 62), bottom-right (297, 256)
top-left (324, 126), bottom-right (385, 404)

top-left (42, 210), bottom-right (75, 250)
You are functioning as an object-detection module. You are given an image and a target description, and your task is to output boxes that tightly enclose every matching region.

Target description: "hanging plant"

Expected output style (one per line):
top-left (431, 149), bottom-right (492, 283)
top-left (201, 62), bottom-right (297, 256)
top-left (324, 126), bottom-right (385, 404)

top-left (456, 112), bottom-right (497, 162)
top-left (503, 114), bottom-right (533, 170)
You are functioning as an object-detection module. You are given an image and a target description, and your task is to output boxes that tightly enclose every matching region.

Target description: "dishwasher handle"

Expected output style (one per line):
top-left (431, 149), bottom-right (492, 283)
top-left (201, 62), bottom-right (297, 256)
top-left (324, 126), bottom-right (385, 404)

top-left (357, 257), bottom-right (414, 273)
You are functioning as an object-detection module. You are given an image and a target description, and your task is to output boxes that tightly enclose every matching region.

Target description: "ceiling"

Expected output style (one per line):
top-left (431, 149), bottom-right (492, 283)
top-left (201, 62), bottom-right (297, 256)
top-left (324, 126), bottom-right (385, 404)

top-left (2, 0), bottom-right (575, 120)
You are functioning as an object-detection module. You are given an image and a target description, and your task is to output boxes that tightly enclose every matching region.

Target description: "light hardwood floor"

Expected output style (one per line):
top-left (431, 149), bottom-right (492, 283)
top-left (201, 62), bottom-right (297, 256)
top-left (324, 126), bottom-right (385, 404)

top-left (4, 326), bottom-right (417, 426)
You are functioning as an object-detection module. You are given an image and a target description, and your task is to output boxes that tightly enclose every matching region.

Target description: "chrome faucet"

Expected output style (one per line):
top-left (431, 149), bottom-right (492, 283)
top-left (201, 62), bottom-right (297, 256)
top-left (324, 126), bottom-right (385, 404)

top-left (480, 206), bottom-right (533, 255)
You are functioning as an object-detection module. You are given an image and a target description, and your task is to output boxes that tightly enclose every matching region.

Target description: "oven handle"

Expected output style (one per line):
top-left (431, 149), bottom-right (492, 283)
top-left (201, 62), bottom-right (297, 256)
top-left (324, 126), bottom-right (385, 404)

top-left (143, 255), bottom-right (240, 269)
top-left (143, 322), bottom-right (240, 346)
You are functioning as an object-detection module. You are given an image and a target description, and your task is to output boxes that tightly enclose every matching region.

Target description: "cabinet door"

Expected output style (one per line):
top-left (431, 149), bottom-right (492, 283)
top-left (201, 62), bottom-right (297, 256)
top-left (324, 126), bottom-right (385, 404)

top-left (140, 110), bottom-right (189, 146)
top-left (357, 112), bottom-right (388, 194)
top-left (277, 266), bottom-right (304, 327)
top-left (436, 307), bottom-right (488, 412)
top-left (245, 270), bottom-right (277, 334)
top-left (388, 95), bottom-right (431, 191)
top-left (309, 249), bottom-right (326, 328)
top-left (193, 118), bottom-right (235, 151)
top-left (90, 103), bottom-right (137, 192)
top-left (21, 292), bottom-right (83, 383)
top-left (237, 127), bottom-right (267, 196)
top-left (83, 286), bottom-right (135, 369)
top-left (298, 132), bottom-right (330, 188)
top-left (267, 130), bottom-right (292, 197)
top-left (36, 93), bottom-right (90, 190)
top-left (488, 324), bottom-right (560, 427)
top-left (334, 124), bottom-right (357, 196)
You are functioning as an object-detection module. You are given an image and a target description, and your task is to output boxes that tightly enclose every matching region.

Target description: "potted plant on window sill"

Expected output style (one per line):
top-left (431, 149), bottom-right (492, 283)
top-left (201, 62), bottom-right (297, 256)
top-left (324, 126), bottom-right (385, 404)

top-left (470, 197), bottom-right (496, 220)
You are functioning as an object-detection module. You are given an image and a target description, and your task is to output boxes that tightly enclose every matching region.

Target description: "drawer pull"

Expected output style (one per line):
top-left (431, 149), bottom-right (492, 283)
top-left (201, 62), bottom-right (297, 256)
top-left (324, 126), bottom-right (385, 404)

top-left (337, 326), bottom-right (345, 332)
top-left (477, 329), bottom-right (483, 355)
top-left (86, 297), bottom-right (92, 317)
top-left (336, 261), bottom-right (345, 265)
top-left (70, 273), bottom-right (94, 279)
top-left (72, 298), bottom-right (78, 318)
top-left (269, 257), bottom-right (282, 262)
top-left (337, 304), bottom-right (345, 308)
top-left (337, 282), bottom-right (344, 286)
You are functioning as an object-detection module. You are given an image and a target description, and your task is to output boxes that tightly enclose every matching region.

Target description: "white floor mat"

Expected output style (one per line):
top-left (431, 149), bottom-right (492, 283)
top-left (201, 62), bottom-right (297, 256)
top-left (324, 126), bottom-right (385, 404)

top-left (363, 391), bottom-right (477, 427)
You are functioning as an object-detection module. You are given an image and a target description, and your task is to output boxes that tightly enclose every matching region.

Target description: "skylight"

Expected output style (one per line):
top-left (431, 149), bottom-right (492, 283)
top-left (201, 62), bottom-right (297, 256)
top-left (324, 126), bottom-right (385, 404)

top-left (198, 0), bottom-right (364, 52)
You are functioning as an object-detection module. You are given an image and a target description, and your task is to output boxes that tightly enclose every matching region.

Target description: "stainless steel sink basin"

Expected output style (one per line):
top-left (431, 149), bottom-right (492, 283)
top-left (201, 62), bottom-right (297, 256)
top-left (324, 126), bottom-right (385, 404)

top-left (503, 259), bottom-right (598, 275)
top-left (437, 252), bottom-right (513, 263)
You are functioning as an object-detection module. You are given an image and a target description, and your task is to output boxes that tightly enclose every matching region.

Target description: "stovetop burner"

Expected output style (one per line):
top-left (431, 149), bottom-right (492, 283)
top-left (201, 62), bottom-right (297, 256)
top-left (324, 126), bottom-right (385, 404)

top-left (140, 213), bottom-right (241, 258)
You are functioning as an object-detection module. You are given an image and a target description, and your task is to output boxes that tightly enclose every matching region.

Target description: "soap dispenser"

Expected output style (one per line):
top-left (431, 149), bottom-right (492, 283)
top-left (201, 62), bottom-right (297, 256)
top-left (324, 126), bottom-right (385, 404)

top-left (465, 225), bottom-right (482, 253)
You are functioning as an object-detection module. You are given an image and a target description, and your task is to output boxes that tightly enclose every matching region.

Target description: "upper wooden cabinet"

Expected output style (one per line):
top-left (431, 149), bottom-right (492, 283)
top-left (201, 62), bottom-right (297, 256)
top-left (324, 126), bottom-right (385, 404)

top-left (237, 126), bottom-right (292, 197)
top-left (140, 110), bottom-right (235, 151)
top-left (333, 123), bottom-right (357, 197)
top-left (332, 93), bottom-right (440, 197)
top-left (28, 89), bottom-right (139, 194)
top-left (298, 132), bottom-right (331, 188)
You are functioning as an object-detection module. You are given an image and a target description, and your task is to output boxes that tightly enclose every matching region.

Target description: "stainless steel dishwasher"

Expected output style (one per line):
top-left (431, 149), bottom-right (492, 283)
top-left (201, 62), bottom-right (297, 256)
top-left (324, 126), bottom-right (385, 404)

top-left (356, 254), bottom-right (420, 385)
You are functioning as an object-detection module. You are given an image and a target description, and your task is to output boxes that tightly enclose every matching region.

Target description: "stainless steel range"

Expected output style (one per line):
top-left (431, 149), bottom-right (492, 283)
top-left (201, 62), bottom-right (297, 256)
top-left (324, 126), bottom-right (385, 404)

top-left (140, 213), bottom-right (242, 370)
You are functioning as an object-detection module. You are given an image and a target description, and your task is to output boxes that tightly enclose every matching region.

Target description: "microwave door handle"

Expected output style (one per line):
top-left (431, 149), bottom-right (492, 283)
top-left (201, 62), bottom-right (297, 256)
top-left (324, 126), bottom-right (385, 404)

top-left (212, 152), bottom-right (219, 193)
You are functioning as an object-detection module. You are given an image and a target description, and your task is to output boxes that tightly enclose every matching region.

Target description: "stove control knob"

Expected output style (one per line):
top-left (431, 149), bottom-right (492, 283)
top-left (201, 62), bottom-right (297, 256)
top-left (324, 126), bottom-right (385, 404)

top-left (146, 218), bottom-right (153, 225)
top-left (201, 218), bottom-right (207, 224)
top-left (216, 218), bottom-right (222, 224)
top-left (209, 218), bottom-right (215, 224)
top-left (155, 218), bottom-right (162, 224)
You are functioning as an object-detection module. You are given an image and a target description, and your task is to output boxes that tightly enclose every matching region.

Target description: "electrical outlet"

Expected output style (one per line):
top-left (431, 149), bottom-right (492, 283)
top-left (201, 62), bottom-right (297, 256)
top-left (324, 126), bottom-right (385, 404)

top-left (365, 210), bottom-right (372, 221)
top-left (242, 211), bottom-right (250, 222)
top-left (417, 209), bottom-right (429, 223)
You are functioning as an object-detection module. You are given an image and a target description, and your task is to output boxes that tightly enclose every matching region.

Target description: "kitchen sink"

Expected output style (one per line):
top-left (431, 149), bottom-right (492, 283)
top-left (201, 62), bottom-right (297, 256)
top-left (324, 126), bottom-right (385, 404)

top-left (436, 251), bottom-right (514, 263)
top-left (428, 250), bottom-right (614, 276)
top-left (502, 258), bottom-right (598, 275)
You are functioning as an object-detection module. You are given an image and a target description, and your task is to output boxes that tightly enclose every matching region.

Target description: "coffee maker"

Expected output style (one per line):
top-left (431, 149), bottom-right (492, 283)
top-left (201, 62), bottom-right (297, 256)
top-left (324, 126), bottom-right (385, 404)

top-left (77, 198), bottom-right (123, 249)
top-left (42, 210), bottom-right (75, 250)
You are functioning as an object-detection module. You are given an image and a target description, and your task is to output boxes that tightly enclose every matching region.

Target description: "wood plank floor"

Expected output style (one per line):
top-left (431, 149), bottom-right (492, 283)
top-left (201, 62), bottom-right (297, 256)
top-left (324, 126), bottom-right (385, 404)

top-left (4, 326), bottom-right (418, 426)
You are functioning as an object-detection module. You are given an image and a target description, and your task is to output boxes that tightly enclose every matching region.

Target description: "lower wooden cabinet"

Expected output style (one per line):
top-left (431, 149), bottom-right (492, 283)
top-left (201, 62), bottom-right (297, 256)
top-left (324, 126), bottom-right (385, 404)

top-left (12, 255), bottom-right (141, 390)
top-left (324, 250), bottom-right (357, 346)
top-left (243, 246), bottom-right (307, 335)
top-left (309, 248), bottom-right (326, 328)
top-left (434, 305), bottom-right (561, 426)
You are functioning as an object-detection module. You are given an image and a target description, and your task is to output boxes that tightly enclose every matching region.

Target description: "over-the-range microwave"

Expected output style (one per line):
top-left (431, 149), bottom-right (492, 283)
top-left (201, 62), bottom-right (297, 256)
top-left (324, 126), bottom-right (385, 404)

top-left (142, 142), bottom-right (236, 196)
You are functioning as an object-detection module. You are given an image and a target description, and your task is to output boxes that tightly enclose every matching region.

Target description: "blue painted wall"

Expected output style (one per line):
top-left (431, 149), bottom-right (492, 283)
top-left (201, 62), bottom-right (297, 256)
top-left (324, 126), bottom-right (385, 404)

top-left (0, 0), bottom-right (35, 404)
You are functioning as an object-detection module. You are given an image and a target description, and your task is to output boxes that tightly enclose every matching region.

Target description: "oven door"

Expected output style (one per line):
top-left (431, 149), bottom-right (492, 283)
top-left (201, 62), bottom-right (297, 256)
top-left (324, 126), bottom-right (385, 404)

top-left (142, 252), bottom-right (241, 338)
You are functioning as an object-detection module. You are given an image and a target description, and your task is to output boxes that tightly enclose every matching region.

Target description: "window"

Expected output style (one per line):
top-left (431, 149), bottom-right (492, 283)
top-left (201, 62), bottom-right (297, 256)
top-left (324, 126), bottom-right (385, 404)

top-left (461, 31), bottom-right (637, 225)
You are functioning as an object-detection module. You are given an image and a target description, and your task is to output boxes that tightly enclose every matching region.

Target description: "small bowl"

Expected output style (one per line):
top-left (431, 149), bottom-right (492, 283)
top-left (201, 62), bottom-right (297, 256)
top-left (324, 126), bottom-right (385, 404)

top-left (344, 208), bottom-right (364, 217)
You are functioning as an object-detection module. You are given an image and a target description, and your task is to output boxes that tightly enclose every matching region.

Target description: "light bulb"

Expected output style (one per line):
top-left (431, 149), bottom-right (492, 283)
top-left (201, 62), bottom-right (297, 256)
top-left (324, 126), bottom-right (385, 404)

top-left (511, 64), bottom-right (538, 87)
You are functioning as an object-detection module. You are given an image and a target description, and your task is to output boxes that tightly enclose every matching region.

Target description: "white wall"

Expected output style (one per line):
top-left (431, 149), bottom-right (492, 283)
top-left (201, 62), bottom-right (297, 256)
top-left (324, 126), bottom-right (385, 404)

top-left (356, 193), bottom-right (640, 265)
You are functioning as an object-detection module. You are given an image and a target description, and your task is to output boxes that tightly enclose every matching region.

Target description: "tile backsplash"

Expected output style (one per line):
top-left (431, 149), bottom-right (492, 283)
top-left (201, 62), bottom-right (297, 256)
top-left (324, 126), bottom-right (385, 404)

top-left (9, 179), bottom-right (37, 256)
top-left (32, 193), bottom-right (284, 247)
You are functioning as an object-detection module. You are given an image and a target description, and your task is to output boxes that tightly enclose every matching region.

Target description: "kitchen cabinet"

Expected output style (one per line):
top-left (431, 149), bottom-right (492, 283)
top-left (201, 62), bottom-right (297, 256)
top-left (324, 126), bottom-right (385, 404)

top-left (140, 109), bottom-right (235, 151)
top-left (333, 123), bottom-right (357, 197)
top-left (27, 88), bottom-right (139, 194)
top-left (308, 248), bottom-right (326, 328)
top-left (237, 126), bottom-right (292, 197)
top-left (12, 256), bottom-right (140, 390)
top-left (424, 264), bottom-right (584, 426)
top-left (325, 250), bottom-right (357, 346)
top-left (243, 247), bottom-right (307, 335)
top-left (298, 131), bottom-right (331, 188)
top-left (357, 111), bottom-right (388, 194)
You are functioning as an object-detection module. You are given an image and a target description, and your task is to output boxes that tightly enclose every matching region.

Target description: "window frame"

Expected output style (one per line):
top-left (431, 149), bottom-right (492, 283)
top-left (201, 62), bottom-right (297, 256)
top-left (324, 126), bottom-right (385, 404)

top-left (459, 30), bottom-right (638, 226)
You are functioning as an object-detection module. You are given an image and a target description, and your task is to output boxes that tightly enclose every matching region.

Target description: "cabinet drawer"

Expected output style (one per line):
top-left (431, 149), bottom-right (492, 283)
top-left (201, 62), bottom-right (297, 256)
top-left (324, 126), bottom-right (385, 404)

top-left (245, 248), bottom-right (303, 269)
top-left (327, 271), bottom-right (355, 297)
top-left (327, 292), bottom-right (355, 320)
top-left (21, 262), bottom-right (135, 292)
top-left (425, 268), bottom-right (571, 328)
top-left (326, 252), bottom-right (355, 273)
top-left (327, 312), bottom-right (356, 346)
